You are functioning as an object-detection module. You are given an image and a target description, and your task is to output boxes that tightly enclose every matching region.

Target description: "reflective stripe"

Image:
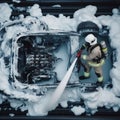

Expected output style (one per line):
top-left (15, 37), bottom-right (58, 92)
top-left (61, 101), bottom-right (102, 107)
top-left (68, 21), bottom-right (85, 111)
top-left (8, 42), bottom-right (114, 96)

top-left (82, 55), bottom-right (87, 60)
top-left (84, 72), bottom-right (90, 77)
top-left (98, 76), bottom-right (103, 82)
top-left (83, 44), bottom-right (86, 47)
top-left (88, 59), bottom-right (105, 67)
top-left (102, 48), bottom-right (107, 52)
top-left (102, 48), bottom-right (108, 55)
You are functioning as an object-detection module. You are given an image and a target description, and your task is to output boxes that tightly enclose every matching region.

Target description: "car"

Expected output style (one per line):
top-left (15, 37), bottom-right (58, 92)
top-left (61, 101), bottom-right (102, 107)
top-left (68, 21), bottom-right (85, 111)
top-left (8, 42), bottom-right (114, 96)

top-left (0, 18), bottom-right (114, 97)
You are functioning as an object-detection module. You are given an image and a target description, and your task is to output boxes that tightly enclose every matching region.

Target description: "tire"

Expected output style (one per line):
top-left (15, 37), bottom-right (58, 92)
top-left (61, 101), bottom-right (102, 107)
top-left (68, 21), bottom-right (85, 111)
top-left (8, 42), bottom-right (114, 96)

top-left (77, 21), bottom-right (99, 36)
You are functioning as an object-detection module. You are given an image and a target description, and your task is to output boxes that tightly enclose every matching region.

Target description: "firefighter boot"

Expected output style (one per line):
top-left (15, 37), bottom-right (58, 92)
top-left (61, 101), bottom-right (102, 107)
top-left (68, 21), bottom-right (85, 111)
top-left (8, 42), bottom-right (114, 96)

top-left (96, 81), bottom-right (103, 87)
top-left (79, 72), bottom-right (90, 80)
top-left (96, 73), bottom-right (104, 87)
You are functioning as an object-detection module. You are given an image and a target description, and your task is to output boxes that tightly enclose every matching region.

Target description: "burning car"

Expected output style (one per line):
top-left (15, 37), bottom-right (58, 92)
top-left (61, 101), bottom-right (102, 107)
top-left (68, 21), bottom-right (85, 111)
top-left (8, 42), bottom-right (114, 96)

top-left (0, 18), bottom-right (81, 95)
top-left (0, 18), bottom-right (114, 97)
top-left (11, 30), bottom-right (74, 85)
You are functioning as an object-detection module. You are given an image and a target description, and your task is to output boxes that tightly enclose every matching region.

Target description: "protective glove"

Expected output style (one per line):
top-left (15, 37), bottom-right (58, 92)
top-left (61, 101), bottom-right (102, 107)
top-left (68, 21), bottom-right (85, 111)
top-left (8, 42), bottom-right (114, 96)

top-left (81, 55), bottom-right (87, 60)
top-left (81, 45), bottom-right (85, 50)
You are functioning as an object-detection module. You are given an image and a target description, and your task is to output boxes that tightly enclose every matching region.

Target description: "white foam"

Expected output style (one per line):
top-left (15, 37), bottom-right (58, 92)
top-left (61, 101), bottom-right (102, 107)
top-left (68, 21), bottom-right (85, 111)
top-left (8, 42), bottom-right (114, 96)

top-left (0, 3), bottom-right (120, 116)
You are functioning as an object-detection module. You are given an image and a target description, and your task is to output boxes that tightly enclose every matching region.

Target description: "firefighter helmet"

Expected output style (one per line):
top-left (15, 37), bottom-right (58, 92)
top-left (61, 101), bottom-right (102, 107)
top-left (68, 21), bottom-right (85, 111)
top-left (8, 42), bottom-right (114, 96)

top-left (85, 34), bottom-right (97, 46)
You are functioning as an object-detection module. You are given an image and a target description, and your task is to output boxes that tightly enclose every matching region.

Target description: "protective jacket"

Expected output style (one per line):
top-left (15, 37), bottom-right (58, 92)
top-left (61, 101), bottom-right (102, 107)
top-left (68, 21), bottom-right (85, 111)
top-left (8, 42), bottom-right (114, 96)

top-left (82, 44), bottom-right (105, 67)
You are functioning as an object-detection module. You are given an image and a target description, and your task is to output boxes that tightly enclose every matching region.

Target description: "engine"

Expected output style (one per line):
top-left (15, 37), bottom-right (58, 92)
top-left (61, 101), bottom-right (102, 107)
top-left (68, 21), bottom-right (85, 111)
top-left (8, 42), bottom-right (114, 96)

top-left (14, 34), bottom-right (69, 84)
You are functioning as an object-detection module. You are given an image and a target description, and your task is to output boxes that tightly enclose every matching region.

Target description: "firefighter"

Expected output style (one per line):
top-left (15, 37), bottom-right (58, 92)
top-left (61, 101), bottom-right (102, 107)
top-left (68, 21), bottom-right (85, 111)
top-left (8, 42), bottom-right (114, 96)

top-left (77, 34), bottom-right (106, 86)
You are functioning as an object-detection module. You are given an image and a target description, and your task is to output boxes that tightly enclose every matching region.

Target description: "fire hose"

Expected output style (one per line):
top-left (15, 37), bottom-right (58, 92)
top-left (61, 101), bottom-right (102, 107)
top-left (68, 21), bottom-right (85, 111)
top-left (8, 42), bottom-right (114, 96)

top-left (76, 50), bottom-right (86, 73)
